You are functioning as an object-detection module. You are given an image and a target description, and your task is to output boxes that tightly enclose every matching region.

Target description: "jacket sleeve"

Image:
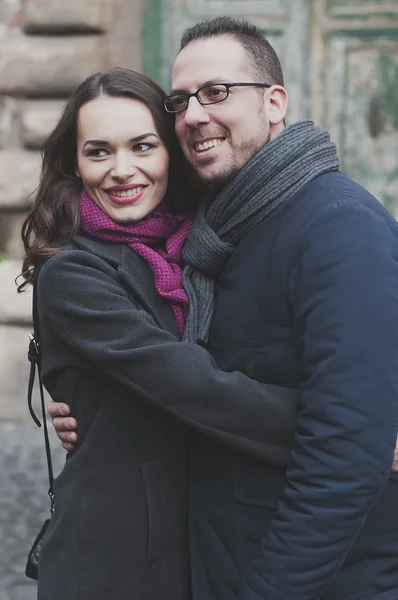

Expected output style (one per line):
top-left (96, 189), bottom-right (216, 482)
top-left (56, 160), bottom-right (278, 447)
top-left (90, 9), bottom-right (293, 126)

top-left (38, 249), bottom-right (296, 466)
top-left (239, 201), bottom-right (398, 600)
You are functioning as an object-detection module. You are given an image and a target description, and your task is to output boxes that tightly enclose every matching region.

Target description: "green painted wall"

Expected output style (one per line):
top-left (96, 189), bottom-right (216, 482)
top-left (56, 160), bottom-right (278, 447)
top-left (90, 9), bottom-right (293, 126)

top-left (142, 0), bottom-right (163, 84)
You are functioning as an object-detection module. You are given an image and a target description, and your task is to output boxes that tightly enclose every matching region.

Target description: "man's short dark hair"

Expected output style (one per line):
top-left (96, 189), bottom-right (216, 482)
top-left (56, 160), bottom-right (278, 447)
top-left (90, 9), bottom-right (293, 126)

top-left (179, 16), bottom-right (284, 87)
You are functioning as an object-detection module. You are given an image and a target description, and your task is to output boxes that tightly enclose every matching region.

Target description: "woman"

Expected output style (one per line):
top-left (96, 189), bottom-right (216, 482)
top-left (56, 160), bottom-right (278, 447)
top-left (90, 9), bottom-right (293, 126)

top-left (19, 68), bottom-right (297, 600)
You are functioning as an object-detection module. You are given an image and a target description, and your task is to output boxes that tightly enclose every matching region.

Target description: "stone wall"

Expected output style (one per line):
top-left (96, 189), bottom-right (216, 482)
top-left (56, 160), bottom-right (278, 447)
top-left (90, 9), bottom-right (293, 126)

top-left (0, 1), bottom-right (143, 596)
top-left (0, 0), bottom-right (143, 415)
top-left (1, 0), bottom-right (121, 260)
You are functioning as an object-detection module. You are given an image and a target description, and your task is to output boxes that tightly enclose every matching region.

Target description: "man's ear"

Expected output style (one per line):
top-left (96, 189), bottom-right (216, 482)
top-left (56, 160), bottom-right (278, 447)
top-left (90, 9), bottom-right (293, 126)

top-left (266, 85), bottom-right (288, 126)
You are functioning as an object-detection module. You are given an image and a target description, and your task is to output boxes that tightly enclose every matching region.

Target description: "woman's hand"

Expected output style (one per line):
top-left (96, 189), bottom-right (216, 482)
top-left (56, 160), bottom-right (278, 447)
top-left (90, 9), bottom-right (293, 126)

top-left (47, 398), bottom-right (398, 471)
top-left (48, 402), bottom-right (78, 452)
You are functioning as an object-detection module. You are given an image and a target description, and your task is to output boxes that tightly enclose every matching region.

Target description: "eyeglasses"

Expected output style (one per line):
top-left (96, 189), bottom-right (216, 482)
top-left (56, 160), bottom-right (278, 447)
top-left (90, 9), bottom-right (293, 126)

top-left (164, 82), bottom-right (271, 114)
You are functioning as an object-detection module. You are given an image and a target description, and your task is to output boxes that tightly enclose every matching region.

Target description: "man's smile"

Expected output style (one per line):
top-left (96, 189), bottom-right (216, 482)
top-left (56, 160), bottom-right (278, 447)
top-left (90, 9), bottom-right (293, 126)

top-left (194, 137), bottom-right (225, 153)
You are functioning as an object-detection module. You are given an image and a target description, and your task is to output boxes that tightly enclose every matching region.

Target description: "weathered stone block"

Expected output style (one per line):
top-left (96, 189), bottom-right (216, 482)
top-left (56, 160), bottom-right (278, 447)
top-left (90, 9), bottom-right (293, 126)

top-left (0, 325), bottom-right (35, 419)
top-left (0, 260), bottom-right (32, 324)
top-left (21, 99), bottom-right (65, 148)
top-left (0, 150), bottom-right (41, 209)
top-left (0, 34), bottom-right (114, 96)
top-left (0, 0), bottom-right (20, 28)
top-left (0, 211), bottom-right (27, 259)
top-left (21, 0), bottom-right (120, 33)
top-left (0, 96), bottom-right (19, 149)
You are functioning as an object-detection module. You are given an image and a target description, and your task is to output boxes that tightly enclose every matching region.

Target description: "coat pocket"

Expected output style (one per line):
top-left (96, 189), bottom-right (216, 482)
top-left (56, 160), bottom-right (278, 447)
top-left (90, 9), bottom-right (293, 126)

top-left (233, 464), bottom-right (285, 556)
top-left (140, 459), bottom-right (189, 561)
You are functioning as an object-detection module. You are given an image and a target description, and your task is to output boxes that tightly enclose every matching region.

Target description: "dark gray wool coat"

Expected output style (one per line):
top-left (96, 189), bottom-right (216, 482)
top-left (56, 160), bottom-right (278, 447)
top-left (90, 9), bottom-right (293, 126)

top-left (35, 232), bottom-right (297, 600)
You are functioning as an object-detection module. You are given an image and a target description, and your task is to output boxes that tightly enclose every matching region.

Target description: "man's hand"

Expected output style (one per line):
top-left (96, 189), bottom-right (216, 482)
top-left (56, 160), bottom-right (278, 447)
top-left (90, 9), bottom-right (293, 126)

top-left (48, 402), bottom-right (78, 452)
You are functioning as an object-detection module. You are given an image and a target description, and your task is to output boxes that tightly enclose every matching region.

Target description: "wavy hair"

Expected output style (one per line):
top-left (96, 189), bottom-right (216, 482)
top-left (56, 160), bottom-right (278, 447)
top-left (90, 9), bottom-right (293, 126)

top-left (19, 67), bottom-right (201, 291)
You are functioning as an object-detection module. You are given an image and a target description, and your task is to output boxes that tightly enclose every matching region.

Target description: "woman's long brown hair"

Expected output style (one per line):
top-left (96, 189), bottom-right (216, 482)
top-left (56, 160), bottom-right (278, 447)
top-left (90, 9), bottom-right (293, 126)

top-left (18, 67), bottom-right (201, 291)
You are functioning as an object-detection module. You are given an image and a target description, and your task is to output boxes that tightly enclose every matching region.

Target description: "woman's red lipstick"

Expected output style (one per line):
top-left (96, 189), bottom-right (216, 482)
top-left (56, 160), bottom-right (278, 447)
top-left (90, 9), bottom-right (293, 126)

top-left (105, 184), bottom-right (148, 205)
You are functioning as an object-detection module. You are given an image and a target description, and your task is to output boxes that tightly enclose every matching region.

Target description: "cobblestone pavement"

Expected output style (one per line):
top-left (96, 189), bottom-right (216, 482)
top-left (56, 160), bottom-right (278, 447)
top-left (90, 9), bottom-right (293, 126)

top-left (0, 420), bottom-right (65, 600)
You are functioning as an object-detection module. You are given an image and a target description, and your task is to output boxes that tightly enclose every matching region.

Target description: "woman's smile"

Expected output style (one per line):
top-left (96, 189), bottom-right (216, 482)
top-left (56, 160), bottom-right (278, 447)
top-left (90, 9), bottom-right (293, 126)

top-left (104, 184), bottom-right (148, 205)
top-left (76, 95), bottom-right (170, 223)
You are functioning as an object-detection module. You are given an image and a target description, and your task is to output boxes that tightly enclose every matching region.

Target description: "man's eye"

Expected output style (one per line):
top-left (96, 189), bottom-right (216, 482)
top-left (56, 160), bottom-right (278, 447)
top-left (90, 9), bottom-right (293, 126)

top-left (173, 96), bottom-right (187, 106)
top-left (87, 149), bottom-right (108, 157)
top-left (205, 86), bottom-right (224, 98)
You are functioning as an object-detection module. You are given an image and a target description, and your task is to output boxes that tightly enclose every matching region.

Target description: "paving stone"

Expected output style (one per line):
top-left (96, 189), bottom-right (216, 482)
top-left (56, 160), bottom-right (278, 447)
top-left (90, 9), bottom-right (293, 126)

top-left (0, 150), bottom-right (41, 209)
top-left (0, 34), bottom-right (114, 96)
top-left (0, 420), bottom-right (65, 600)
top-left (21, 0), bottom-right (120, 33)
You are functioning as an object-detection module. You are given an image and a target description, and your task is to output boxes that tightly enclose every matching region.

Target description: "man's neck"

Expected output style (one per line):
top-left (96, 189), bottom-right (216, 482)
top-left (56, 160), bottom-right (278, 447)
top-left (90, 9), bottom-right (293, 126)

top-left (270, 121), bottom-right (286, 142)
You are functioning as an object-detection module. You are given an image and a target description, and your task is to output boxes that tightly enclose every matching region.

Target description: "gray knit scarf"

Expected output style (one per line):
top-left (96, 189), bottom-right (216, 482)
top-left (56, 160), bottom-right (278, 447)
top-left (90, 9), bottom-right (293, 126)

top-left (182, 120), bottom-right (340, 344)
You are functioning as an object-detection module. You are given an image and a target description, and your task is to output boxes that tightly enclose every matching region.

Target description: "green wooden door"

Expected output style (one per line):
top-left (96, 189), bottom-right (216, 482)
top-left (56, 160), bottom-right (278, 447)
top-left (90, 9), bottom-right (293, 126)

top-left (143, 0), bottom-right (398, 213)
top-left (310, 0), bottom-right (398, 213)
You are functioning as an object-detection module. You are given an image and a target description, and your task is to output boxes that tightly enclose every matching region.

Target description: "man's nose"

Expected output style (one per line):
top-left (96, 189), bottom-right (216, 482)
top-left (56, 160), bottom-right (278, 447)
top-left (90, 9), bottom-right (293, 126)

top-left (183, 96), bottom-right (210, 127)
top-left (111, 153), bottom-right (136, 180)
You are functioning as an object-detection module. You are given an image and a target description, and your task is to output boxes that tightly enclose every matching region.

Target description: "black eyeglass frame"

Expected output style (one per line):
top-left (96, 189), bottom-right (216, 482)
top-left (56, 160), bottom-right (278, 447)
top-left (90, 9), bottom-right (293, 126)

top-left (164, 82), bottom-right (271, 113)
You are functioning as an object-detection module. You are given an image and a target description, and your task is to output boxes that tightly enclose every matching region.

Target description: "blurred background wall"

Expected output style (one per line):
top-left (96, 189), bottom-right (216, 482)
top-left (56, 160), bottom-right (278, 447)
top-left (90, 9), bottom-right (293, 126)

top-left (0, 0), bottom-right (397, 598)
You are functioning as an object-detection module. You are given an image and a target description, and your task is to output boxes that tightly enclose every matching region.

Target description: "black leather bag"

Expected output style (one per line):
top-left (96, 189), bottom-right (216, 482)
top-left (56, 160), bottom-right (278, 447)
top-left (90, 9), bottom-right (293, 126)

top-left (25, 278), bottom-right (55, 581)
top-left (25, 517), bottom-right (51, 580)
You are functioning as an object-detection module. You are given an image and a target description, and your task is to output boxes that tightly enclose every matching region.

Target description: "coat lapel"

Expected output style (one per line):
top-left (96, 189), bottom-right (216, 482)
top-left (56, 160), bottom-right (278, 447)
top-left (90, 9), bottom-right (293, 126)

top-left (118, 245), bottom-right (180, 336)
top-left (71, 233), bottom-right (180, 337)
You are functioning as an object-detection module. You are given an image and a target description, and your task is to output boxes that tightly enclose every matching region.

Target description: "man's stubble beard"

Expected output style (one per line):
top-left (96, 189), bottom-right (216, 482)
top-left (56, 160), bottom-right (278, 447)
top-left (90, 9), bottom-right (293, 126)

top-left (195, 128), bottom-right (272, 188)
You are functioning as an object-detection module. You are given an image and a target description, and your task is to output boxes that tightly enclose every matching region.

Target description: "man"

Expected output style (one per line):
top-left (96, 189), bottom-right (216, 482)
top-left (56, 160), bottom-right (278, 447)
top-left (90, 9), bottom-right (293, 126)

top-left (51, 16), bottom-right (398, 599)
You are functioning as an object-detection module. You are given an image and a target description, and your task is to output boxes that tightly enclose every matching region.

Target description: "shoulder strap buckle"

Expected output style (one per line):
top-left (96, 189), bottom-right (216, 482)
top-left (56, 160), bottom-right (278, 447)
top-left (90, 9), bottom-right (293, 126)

top-left (28, 333), bottom-right (40, 364)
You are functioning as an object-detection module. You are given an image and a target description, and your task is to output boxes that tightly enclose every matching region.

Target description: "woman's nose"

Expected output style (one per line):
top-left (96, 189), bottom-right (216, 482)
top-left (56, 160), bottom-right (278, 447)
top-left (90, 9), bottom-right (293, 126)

top-left (111, 153), bottom-right (137, 180)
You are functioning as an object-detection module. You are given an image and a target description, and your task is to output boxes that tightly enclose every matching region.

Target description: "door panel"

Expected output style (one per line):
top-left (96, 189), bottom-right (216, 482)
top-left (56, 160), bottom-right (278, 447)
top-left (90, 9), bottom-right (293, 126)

top-left (161, 0), bottom-right (309, 123)
top-left (150, 0), bottom-right (398, 213)
top-left (342, 38), bottom-right (398, 213)
top-left (310, 0), bottom-right (398, 212)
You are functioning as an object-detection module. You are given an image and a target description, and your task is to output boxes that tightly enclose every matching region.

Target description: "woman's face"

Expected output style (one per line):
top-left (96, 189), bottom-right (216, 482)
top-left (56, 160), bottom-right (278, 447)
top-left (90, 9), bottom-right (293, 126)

top-left (76, 95), bottom-right (170, 223)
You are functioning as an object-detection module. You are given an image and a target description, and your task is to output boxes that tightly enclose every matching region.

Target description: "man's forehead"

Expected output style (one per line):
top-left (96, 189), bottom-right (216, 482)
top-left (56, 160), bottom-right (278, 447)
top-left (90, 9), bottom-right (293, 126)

top-left (171, 36), bottom-right (249, 92)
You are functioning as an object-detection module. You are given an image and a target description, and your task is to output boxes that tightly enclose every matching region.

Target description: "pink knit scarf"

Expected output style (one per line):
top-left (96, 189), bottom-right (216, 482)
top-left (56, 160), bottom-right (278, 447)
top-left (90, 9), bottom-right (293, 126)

top-left (79, 189), bottom-right (193, 335)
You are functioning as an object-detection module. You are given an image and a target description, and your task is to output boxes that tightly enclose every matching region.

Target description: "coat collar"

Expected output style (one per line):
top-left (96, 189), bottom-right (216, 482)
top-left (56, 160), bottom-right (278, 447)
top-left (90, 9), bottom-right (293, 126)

top-left (71, 232), bottom-right (123, 267)
top-left (70, 232), bottom-right (180, 337)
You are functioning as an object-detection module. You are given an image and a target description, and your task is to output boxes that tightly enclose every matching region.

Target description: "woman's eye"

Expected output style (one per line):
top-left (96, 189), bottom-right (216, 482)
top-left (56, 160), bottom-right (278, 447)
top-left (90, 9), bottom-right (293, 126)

top-left (134, 143), bottom-right (154, 152)
top-left (87, 148), bottom-right (108, 157)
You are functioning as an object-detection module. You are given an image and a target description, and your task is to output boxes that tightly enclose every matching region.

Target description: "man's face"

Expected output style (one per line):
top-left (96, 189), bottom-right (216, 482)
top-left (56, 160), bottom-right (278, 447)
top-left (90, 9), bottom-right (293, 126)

top-left (171, 36), bottom-right (277, 186)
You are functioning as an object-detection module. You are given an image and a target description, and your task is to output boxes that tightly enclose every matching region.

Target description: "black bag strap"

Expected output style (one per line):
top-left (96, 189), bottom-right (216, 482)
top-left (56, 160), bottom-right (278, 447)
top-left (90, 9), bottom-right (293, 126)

top-left (27, 274), bottom-right (54, 514)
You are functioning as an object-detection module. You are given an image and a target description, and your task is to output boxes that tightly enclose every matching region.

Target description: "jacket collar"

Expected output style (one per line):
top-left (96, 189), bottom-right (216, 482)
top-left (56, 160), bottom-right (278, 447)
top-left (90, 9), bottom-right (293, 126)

top-left (71, 232), bottom-right (123, 267)
top-left (70, 232), bottom-right (180, 337)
